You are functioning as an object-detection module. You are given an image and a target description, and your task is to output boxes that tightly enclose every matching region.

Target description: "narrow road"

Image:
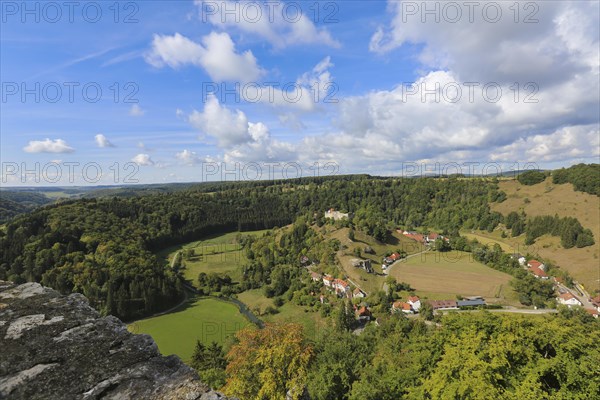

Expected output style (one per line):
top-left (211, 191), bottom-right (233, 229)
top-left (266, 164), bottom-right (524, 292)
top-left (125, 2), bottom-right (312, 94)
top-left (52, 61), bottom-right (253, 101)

top-left (345, 277), bottom-right (367, 296)
top-left (170, 250), bottom-right (181, 269)
top-left (488, 308), bottom-right (557, 314)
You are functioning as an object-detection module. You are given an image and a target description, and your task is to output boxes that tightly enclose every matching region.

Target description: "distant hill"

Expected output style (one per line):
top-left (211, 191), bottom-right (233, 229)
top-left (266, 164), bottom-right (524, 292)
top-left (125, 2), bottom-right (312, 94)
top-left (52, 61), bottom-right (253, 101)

top-left (0, 191), bottom-right (53, 223)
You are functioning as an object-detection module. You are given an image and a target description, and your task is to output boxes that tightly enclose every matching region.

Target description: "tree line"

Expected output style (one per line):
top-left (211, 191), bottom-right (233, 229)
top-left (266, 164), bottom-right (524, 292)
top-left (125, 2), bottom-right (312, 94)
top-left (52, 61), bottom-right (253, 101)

top-left (215, 311), bottom-right (599, 399)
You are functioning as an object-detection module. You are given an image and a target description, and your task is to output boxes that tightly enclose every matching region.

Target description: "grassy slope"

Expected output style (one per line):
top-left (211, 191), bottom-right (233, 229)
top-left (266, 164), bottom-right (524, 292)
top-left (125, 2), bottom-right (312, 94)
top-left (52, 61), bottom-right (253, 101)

top-left (325, 227), bottom-right (425, 293)
top-left (237, 289), bottom-right (327, 341)
top-left (127, 297), bottom-right (250, 363)
top-left (388, 251), bottom-right (519, 305)
top-left (490, 177), bottom-right (600, 293)
top-left (158, 229), bottom-right (270, 283)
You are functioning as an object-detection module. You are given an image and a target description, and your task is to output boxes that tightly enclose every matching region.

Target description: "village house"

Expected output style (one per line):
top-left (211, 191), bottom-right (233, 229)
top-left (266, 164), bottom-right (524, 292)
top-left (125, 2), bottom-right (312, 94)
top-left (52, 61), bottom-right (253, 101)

top-left (356, 306), bottom-right (372, 321)
top-left (585, 309), bottom-right (599, 319)
top-left (557, 292), bottom-right (582, 307)
top-left (407, 295), bottom-right (421, 311)
top-left (429, 299), bottom-right (459, 311)
top-left (353, 288), bottom-right (366, 298)
top-left (322, 275), bottom-right (334, 288)
top-left (527, 259), bottom-right (546, 271)
top-left (528, 264), bottom-right (548, 279)
top-left (332, 278), bottom-right (351, 297)
top-left (425, 232), bottom-right (448, 244)
top-left (324, 208), bottom-right (350, 221)
top-left (591, 295), bottom-right (600, 312)
top-left (383, 252), bottom-right (401, 265)
top-left (392, 301), bottom-right (414, 314)
top-left (403, 231), bottom-right (425, 244)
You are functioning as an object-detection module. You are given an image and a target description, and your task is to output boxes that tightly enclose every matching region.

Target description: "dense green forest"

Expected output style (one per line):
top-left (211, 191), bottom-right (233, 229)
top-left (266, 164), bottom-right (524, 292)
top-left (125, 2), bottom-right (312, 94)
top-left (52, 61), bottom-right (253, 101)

top-left (0, 173), bottom-right (594, 320)
top-left (0, 191), bottom-right (52, 222)
top-left (552, 163), bottom-right (600, 196)
top-left (205, 310), bottom-right (599, 399)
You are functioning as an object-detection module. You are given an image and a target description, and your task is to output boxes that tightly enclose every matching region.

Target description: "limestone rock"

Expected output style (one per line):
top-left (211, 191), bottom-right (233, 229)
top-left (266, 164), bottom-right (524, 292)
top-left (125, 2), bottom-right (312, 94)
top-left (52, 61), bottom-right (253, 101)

top-left (0, 281), bottom-right (234, 400)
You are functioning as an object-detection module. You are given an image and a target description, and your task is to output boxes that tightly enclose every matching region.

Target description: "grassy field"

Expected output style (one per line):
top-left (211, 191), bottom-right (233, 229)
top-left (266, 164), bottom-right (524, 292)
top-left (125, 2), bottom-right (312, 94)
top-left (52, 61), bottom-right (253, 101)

top-left (388, 251), bottom-right (520, 305)
top-left (236, 289), bottom-right (327, 341)
top-left (490, 177), bottom-right (600, 292)
top-left (158, 229), bottom-right (270, 283)
top-left (127, 296), bottom-right (251, 363)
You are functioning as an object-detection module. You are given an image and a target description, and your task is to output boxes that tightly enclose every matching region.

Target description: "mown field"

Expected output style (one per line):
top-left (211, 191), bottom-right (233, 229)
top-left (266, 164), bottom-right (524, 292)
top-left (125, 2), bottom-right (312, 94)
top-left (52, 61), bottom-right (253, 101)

top-left (490, 177), bottom-right (600, 292)
top-left (158, 229), bottom-right (270, 283)
top-left (127, 296), bottom-right (251, 363)
top-left (388, 250), bottom-right (520, 305)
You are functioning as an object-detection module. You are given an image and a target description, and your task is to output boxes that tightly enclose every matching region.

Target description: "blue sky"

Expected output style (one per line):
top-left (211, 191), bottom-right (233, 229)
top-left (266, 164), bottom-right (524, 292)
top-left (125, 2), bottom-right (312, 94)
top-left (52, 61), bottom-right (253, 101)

top-left (1, 0), bottom-right (599, 185)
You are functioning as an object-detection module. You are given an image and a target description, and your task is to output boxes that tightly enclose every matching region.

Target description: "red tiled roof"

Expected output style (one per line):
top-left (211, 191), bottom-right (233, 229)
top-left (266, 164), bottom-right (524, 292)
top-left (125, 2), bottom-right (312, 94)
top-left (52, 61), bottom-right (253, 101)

top-left (405, 233), bottom-right (425, 242)
top-left (356, 306), bottom-right (371, 316)
top-left (428, 232), bottom-right (439, 239)
top-left (407, 296), bottom-right (420, 303)
top-left (529, 265), bottom-right (547, 278)
top-left (393, 301), bottom-right (411, 310)
top-left (334, 279), bottom-right (349, 288)
top-left (528, 260), bottom-right (543, 269)
top-left (591, 296), bottom-right (600, 305)
top-left (559, 292), bottom-right (576, 301)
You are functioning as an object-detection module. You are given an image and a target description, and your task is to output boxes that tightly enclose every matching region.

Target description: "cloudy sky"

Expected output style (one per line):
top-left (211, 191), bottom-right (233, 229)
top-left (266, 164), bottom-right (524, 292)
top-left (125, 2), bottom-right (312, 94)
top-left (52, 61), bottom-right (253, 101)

top-left (1, 0), bottom-right (599, 185)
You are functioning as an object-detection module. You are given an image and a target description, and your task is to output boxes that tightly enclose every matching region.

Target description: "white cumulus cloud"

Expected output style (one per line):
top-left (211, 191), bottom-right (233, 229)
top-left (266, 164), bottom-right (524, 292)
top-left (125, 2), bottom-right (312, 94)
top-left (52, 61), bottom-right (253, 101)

top-left (95, 134), bottom-right (115, 148)
top-left (145, 32), bottom-right (263, 82)
top-left (195, 0), bottom-right (340, 49)
top-left (188, 94), bottom-right (251, 147)
top-left (175, 149), bottom-right (202, 165)
top-left (131, 153), bottom-right (154, 166)
top-left (23, 138), bottom-right (74, 153)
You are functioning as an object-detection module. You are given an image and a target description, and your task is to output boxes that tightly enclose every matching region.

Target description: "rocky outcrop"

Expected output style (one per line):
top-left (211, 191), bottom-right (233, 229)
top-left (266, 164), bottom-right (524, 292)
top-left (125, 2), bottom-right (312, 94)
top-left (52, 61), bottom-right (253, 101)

top-left (0, 281), bottom-right (232, 400)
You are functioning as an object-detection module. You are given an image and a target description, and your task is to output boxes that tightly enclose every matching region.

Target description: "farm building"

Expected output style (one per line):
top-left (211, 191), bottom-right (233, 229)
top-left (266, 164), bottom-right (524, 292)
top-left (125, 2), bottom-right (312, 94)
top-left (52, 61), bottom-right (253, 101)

top-left (355, 306), bottom-right (372, 321)
top-left (429, 300), bottom-right (459, 311)
top-left (457, 299), bottom-right (486, 307)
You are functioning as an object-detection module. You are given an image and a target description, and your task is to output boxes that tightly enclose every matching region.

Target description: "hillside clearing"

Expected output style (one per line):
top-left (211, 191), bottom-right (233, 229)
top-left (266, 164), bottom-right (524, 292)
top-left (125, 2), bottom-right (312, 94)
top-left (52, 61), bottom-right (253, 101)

top-left (159, 229), bottom-right (270, 283)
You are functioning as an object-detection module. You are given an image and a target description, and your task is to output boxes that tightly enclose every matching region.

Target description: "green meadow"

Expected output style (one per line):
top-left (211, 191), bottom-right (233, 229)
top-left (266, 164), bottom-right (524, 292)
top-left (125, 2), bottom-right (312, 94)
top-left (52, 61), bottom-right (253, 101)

top-left (127, 296), bottom-right (251, 363)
